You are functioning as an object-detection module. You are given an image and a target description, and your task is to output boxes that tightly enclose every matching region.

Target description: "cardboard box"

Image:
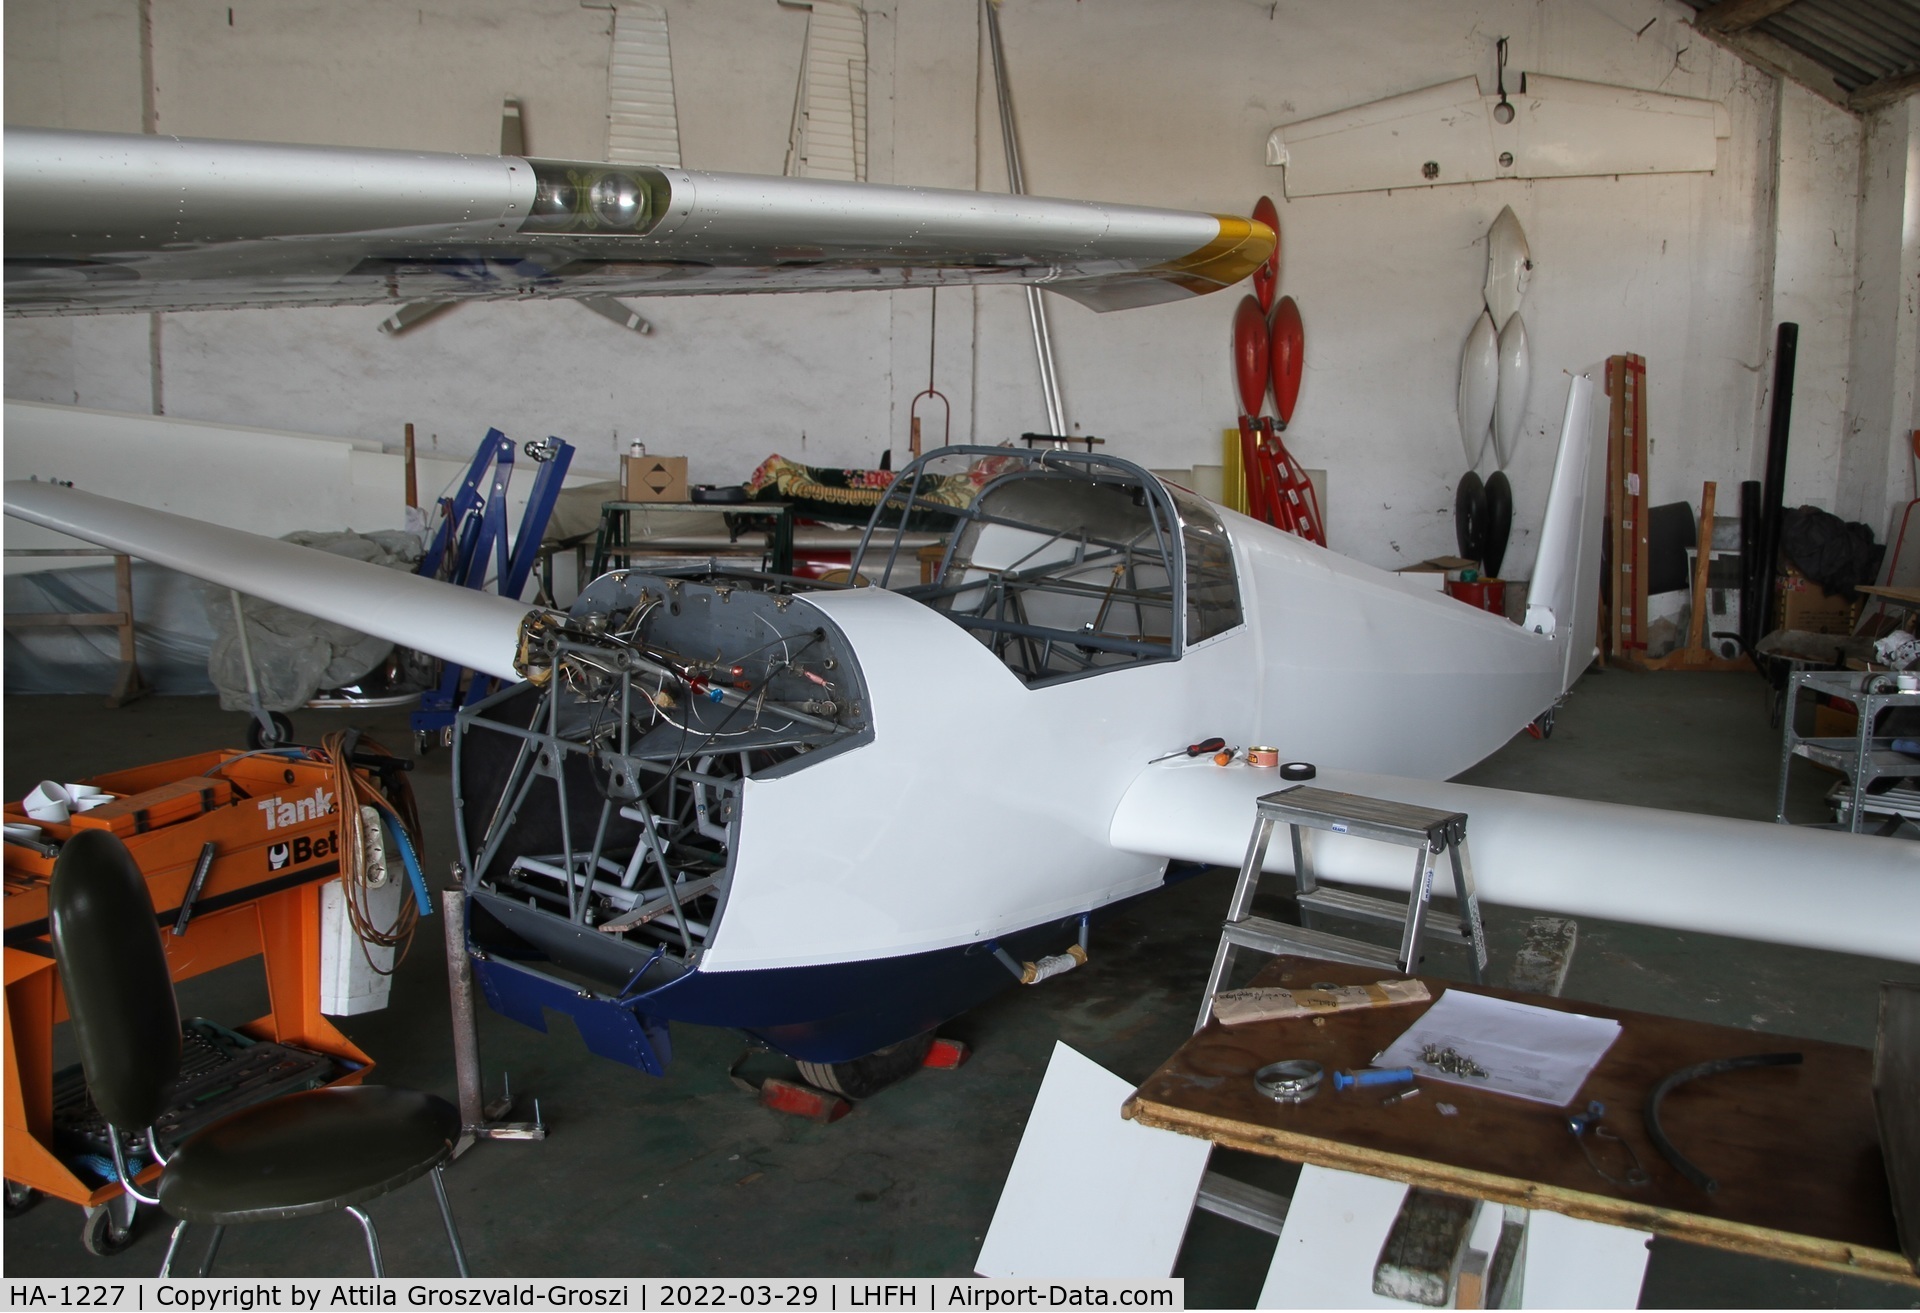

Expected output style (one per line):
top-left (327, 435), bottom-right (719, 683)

top-left (1779, 568), bottom-right (1856, 636)
top-left (623, 453), bottom-right (689, 503)
top-left (1394, 556), bottom-right (1476, 592)
top-left (1812, 701), bottom-right (1860, 742)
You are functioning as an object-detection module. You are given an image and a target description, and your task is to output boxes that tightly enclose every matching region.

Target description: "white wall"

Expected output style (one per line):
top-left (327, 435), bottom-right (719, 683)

top-left (0, 401), bottom-right (569, 566)
top-left (1771, 81), bottom-right (1863, 513)
top-left (3, 0), bottom-right (1900, 572)
top-left (1839, 95), bottom-right (1920, 548)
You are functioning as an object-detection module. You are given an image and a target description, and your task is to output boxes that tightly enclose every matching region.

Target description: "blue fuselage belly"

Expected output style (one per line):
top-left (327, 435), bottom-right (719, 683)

top-left (640, 918), bottom-right (1079, 1064)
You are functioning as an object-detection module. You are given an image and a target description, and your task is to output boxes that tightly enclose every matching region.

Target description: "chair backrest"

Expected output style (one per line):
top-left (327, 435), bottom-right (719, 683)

top-left (49, 829), bottom-right (181, 1132)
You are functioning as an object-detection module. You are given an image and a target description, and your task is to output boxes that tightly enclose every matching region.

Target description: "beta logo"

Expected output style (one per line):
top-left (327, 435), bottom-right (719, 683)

top-left (266, 830), bottom-right (337, 872)
top-left (257, 787), bottom-right (334, 831)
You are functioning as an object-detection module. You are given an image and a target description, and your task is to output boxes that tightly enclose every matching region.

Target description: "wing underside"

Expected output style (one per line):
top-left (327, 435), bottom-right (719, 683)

top-left (4, 128), bottom-right (1271, 316)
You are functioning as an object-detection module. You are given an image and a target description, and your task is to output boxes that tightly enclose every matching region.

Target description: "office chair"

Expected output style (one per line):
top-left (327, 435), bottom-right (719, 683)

top-left (49, 828), bottom-right (470, 1276)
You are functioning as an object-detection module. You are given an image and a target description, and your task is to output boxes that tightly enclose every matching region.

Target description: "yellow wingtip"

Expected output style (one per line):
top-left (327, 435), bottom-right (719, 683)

top-left (1154, 215), bottom-right (1277, 296)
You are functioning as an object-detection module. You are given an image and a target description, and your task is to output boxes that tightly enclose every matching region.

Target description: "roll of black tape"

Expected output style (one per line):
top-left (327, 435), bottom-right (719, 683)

top-left (1281, 761), bottom-right (1316, 781)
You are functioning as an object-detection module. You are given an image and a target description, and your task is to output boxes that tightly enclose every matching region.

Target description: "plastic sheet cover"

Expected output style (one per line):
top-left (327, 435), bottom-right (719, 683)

top-left (4, 529), bottom-right (421, 704)
top-left (4, 562), bottom-right (215, 695)
top-left (200, 530), bottom-right (423, 711)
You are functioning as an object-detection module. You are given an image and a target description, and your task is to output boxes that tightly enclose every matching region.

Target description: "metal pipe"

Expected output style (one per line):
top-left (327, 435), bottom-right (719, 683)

top-left (983, 0), bottom-right (1067, 438)
top-left (228, 590), bottom-right (269, 736)
top-left (346, 1206), bottom-right (385, 1277)
top-left (512, 856), bottom-right (646, 911)
top-left (431, 1167), bottom-right (472, 1277)
top-left (442, 888), bottom-right (485, 1151)
top-left (1758, 323), bottom-right (1798, 636)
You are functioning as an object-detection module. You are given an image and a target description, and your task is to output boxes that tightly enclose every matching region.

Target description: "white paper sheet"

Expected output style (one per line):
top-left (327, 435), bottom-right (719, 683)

top-left (1373, 989), bottom-right (1620, 1106)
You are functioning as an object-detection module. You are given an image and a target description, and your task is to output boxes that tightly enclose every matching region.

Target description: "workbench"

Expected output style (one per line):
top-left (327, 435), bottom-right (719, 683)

top-left (589, 500), bottom-right (797, 577)
top-left (1122, 955), bottom-right (1913, 1287)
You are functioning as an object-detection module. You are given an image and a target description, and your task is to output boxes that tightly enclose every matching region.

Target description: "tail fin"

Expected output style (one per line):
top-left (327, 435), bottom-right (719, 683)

top-left (1522, 369), bottom-right (1608, 693)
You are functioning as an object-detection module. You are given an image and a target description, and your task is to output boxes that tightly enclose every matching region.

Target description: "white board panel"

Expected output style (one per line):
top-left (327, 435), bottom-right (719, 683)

top-left (1259, 1162), bottom-right (1410, 1308)
top-left (1520, 1209), bottom-right (1650, 1308)
top-left (974, 1042), bottom-right (1211, 1280)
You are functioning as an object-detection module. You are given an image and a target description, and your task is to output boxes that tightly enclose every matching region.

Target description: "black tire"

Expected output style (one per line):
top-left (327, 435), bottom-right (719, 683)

top-left (245, 711), bottom-right (295, 750)
top-left (1533, 708), bottom-right (1556, 740)
top-left (4, 1180), bottom-right (42, 1217)
top-left (1454, 472), bottom-right (1489, 564)
top-left (1483, 470), bottom-right (1514, 579)
top-left (415, 729), bottom-right (439, 756)
top-left (82, 1201), bottom-right (138, 1257)
top-left (795, 1030), bottom-right (936, 1100)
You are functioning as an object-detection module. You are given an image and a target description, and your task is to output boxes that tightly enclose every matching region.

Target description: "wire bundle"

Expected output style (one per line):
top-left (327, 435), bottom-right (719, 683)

top-left (320, 731), bottom-right (425, 975)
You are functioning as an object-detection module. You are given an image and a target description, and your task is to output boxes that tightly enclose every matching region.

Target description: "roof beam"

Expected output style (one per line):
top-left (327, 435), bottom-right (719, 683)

top-left (1851, 67), bottom-right (1920, 114)
top-left (1693, 0), bottom-right (1806, 34)
top-left (1688, 19), bottom-right (1855, 111)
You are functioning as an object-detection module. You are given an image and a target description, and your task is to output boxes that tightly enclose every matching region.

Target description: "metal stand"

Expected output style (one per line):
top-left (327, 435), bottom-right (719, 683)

top-left (1197, 785), bottom-right (1489, 1032)
top-left (442, 887), bottom-right (546, 1156)
top-left (412, 430), bottom-right (573, 750)
top-left (1775, 668), bottom-right (1920, 834)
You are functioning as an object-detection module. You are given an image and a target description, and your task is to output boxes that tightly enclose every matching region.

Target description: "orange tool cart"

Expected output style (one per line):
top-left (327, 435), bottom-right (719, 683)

top-left (3, 738), bottom-right (422, 1255)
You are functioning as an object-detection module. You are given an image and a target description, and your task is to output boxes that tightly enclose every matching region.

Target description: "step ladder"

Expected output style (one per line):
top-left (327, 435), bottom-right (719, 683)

top-left (1196, 785), bottom-right (1489, 1031)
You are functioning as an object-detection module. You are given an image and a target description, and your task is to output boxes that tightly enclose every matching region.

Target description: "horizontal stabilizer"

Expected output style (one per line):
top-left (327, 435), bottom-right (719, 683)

top-left (4, 481), bottom-right (531, 681)
top-left (1111, 758), bottom-right (1920, 965)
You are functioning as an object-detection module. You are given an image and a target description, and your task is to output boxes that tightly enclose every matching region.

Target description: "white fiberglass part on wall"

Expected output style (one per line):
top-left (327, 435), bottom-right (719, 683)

top-left (783, 0), bottom-right (867, 182)
top-left (1266, 73), bottom-right (1730, 198)
top-left (1494, 313), bottom-right (1531, 471)
top-left (1457, 310), bottom-right (1499, 470)
top-left (606, 2), bottom-right (683, 169)
top-left (1484, 205), bottom-right (1532, 332)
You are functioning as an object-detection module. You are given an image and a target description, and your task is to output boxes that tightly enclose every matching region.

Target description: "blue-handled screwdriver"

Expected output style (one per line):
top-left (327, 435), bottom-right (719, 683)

top-left (1332, 1066), bottom-right (1415, 1092)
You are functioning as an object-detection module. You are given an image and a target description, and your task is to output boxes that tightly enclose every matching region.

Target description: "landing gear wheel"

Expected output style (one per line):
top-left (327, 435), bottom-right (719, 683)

top-left (795, 1030), bottom-right (936, 1101)
top-left (81, 1197), bottom-right (139, 1257)
top-left (1530, 708), bottom-right (1556, 740)
top-left (245, 711), bottom-right (295, 750)
top-left (415, 730), bottom-right (438, 756)
top-left (5, 1180), bottom-right (41, 1217)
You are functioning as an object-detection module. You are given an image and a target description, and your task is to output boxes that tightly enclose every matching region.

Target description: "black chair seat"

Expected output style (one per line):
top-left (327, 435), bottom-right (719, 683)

top-left (157, 1086), bottom-right (458, 1224)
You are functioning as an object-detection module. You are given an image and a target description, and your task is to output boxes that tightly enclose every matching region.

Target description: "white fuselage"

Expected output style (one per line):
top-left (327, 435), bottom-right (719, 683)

top-left (704, 509), bottom-right (1574, 974)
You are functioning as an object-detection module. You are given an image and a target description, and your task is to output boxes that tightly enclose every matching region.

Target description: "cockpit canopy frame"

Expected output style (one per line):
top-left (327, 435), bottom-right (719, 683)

top-left (849, 446), bottom-right (1242, 686)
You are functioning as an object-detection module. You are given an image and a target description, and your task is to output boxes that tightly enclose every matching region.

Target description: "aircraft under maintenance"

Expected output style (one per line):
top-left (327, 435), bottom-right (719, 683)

top-left (6, 128), bottom-right (1916, 1094)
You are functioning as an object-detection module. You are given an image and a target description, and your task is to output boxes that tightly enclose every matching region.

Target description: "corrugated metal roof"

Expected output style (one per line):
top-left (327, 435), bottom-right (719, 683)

top-left (1685, 0), bottom-right (1920, 108)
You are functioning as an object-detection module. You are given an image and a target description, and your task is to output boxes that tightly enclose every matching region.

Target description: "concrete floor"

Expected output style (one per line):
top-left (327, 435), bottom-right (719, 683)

top-left (3, 668), bottom-right (1916, 1307)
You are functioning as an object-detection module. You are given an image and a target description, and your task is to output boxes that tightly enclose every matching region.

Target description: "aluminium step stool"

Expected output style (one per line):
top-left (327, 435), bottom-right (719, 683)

top-left (1196, 785), bottom-right (1489, 1031)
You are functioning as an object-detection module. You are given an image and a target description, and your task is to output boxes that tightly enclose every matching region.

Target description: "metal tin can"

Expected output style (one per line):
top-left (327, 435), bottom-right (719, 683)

top-left (1247, 746), bottom-right (1280, 768)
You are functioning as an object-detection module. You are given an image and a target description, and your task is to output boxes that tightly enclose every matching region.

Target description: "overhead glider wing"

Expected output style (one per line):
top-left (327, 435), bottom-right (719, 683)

top-left (3, 480), bottom-right (531, 682)
top-left (1109, 758), bottom-right (1920, 965)
top-left (3, 127), bottom-right (1272, 317)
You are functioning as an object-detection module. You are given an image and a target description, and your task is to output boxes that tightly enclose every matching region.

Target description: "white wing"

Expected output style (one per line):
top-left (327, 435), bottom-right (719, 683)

top-left (1109, 759), bottom-right (1920, 965)
top-left (3, 481), bottom-right (530, 681)
top-left (5, 127), bottom-right (1272, 317)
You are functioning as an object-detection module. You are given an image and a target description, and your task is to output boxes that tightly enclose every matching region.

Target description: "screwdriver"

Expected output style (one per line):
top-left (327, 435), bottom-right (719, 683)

top-left (1149, 736), bottom-right (1226, 764)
